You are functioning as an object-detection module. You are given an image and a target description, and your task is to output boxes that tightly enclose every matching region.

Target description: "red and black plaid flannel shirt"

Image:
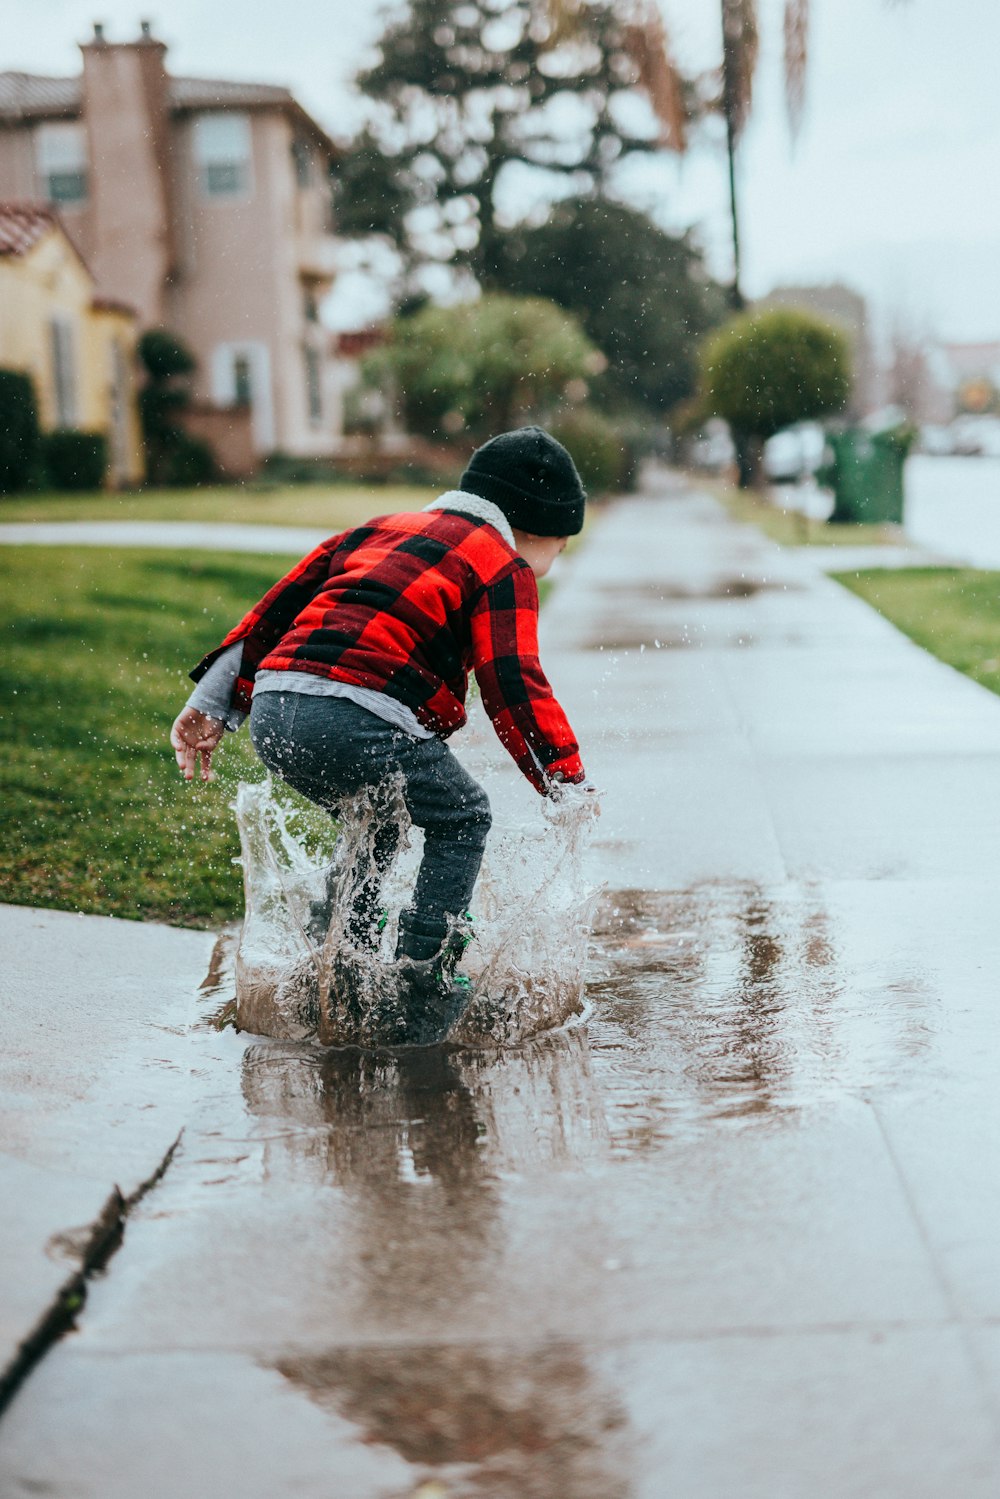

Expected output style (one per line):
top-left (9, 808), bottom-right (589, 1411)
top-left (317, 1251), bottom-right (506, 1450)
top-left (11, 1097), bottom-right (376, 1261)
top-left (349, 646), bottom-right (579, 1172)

top-left (190, 507), bottom-right (585, 793)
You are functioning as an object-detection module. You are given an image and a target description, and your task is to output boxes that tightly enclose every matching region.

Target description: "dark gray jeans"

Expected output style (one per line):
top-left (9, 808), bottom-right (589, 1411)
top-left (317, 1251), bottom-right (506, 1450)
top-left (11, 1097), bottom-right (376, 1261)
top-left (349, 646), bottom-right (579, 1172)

top-left (249, 693), bottom-right (492, 948)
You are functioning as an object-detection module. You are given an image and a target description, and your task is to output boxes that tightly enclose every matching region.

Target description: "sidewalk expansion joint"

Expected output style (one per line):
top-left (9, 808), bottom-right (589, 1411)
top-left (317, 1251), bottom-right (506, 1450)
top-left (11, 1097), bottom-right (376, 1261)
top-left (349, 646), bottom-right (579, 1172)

top-left (0, 1130), bottom-right (183, 1420)
top-left (866, 1097), bottom-right (1000, 1445)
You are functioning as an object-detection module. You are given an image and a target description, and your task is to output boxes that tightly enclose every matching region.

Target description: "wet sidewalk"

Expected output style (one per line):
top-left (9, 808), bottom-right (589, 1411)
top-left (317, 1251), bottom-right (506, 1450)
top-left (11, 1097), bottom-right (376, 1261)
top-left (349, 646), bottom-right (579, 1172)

top-left (4, 477), bottom-right (1000, 1496)
top-left (0, 520), bottom-right (329, 553)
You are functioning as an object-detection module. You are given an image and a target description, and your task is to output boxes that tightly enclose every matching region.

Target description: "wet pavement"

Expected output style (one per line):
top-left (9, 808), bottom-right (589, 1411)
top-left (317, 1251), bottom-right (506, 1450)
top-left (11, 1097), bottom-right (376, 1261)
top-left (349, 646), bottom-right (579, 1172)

top-left (4, 477), bottom-right (1000, 1495)
top-left (0, 519), bottom-right (327, 554)
top-left (0, 906), bottom-right (214, 1398)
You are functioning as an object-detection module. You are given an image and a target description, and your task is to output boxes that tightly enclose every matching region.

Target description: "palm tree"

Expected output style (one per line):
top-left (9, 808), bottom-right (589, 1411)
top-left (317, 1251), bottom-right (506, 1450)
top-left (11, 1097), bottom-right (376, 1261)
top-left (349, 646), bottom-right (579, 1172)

top-left (542, 0), bottom-right (810, 308)
top-left (541, 0), bottom-right (689, 151)
top-left (721, 0), bottom-right (810, 309)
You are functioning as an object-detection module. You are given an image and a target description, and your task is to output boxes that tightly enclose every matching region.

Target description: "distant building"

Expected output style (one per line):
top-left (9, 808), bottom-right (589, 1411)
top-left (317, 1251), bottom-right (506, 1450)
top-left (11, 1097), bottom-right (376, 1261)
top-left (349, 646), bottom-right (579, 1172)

top-left (0, 23), bottom-right (344, 468)
top-left (757, 282), bottom-right (876, 419)
top-left (928, 341), bottom-right (1000, 415)
top-left (0, 202), bottom-right (143, 485)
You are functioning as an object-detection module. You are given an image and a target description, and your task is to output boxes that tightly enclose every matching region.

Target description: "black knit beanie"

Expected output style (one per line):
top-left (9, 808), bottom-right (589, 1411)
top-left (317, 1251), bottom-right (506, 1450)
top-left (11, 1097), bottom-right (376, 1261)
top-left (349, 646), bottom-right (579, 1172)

top-left (460, 426), bottom-right (586, 536)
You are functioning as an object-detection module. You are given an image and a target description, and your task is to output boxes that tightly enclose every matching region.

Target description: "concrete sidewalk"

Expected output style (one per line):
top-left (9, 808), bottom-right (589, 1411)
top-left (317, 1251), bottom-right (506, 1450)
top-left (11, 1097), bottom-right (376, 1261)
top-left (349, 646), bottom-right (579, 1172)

top-left (3, 477), bottom-right (1000, 1496)
top-left (0, 907), bottom-right (215, 1399)
top-left (0, 519), bottom-right (327, 554)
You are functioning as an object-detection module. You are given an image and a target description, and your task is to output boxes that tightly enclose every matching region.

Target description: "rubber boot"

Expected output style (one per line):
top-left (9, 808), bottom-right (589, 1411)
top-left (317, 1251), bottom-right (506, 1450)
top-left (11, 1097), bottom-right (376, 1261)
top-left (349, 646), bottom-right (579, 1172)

top-left (394, 910), bottom-right (474, 1046)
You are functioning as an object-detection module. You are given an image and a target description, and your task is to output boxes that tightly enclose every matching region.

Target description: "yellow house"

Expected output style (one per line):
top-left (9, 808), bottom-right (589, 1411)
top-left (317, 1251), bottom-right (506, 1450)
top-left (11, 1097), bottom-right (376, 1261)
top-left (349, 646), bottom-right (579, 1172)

top-left (0, 202), bottom-right (143, 486)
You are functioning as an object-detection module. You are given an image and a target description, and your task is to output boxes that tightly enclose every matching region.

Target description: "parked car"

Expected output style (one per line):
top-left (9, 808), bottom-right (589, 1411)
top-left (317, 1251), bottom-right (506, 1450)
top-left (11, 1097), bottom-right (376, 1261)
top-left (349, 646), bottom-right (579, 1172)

top-left (918, 425), bottom-right (955, 456)
top-left (688, 418), bottom-right (735, 473)
top-left (949, 415), bottom-right (1000, 457)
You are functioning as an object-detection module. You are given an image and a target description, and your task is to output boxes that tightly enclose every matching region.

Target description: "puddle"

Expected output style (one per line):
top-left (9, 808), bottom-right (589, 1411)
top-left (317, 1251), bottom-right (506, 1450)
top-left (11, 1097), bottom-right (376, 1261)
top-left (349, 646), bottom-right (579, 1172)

top-left (586, 885), bottom-right (940, 1146)
top-left (202, 869), bottom-right (943, 1158)
top-left (200, 876), bottom-right (951, 1206)
top-left (583, 572), bottom-right (807, 649)
top-left (599, 577), bottom-right (803, 601)
top-left (584, 633), bottom-right (760, 651)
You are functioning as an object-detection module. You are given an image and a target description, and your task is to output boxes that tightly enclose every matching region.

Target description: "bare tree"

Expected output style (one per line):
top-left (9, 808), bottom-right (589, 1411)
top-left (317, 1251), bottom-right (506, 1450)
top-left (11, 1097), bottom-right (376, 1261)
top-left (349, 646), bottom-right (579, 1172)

top-left (886, 323), bottom-right (937, 424)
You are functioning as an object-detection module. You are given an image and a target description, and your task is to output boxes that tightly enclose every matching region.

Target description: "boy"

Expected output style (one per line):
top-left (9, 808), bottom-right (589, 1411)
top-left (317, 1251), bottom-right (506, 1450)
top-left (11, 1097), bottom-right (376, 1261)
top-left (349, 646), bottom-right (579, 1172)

top-left (171, 425), bottom-right (590, 1042)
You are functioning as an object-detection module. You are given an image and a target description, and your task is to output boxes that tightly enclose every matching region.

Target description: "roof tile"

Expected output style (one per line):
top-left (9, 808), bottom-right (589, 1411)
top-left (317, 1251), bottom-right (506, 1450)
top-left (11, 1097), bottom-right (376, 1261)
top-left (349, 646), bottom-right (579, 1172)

top-left (0, 69), bottom-right (297, 121)
top-left (0, 202), bottom-right (59, 257)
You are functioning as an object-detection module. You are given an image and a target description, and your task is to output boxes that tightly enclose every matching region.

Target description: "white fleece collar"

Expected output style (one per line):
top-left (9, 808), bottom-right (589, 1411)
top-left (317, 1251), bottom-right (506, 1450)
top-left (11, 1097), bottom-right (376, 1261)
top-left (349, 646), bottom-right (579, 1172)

top-left (423, 490), bottom-right (515, 549)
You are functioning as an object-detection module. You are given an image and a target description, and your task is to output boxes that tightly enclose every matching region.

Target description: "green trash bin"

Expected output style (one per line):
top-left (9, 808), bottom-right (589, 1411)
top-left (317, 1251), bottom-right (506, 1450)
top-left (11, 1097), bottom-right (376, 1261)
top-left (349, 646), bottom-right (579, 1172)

top-left (819, 425), bottom-right (914, 526)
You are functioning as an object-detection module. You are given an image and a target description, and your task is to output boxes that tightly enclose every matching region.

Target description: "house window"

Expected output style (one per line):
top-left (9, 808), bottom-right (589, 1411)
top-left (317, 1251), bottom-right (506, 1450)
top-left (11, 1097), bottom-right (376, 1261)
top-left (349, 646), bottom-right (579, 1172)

top-left (233, 355), bottom-right (253, 406)
top-left (211, 341), bottom-right (274, 450)
top-left (50, 318), bottom-right (77, 426)
top-left (193, 113), bottom-right (252, 199)
top-left (36, 123), bottom-right (88, 206)
top-left (303, 346), bottom-right (322, 424)
top-left (291, 138), bottom-right (313, 189)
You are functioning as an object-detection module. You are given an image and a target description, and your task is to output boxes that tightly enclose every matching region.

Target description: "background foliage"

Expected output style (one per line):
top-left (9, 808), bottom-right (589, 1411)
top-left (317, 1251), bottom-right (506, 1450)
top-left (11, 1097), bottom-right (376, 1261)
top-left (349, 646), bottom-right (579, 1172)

top-left (366, 293), bottom-right (600, 439)
top-left (700, 307), bottom-right (851, 440)
top-left (497, 197), bottom-right (727, 414)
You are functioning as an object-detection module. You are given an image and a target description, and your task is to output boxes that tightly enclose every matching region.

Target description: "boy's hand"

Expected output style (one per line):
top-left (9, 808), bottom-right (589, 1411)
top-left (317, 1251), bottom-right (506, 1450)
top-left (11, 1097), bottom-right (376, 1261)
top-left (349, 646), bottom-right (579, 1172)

top-left (546, 777), bottom-right (602, 818)
top-left (170, 707), bottom-right (225, 783)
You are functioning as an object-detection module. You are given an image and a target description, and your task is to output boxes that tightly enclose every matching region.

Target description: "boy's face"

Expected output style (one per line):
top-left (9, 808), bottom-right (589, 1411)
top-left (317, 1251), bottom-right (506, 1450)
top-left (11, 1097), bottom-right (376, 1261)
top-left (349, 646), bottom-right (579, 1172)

top-left (511, 530), bottom-right (570, 579)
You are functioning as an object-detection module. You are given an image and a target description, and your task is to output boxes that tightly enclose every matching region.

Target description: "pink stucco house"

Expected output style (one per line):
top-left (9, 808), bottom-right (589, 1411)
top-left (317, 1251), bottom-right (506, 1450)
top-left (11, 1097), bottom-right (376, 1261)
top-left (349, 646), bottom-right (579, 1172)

top-left (0, 22), bottom-right (344, 470)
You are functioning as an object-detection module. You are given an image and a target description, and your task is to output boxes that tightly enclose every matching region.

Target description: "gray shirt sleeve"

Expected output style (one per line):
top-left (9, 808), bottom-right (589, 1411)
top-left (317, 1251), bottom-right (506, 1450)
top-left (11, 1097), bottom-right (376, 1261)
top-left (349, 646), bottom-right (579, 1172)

top-left (185, 641), bottom-right (246, 732)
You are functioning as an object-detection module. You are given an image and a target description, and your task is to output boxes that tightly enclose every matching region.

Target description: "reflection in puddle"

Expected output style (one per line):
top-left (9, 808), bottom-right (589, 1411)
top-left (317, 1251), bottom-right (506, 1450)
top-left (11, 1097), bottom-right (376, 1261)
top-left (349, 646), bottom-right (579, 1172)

top-left (587, 885), bottom-right (937, 1148)
top-left (584, 632), bottom-right (764, 651)
top-left (240, 1025), bottom-right (609, 1187)
top-left (238, 1027), bottom-right (626, 1491)
top-left (584, 571), bottom-right (807, 650)
top-left (240, 1028), bottom-right (610, 1318)
top-left (270, 1342), bottom-right (631, 1499)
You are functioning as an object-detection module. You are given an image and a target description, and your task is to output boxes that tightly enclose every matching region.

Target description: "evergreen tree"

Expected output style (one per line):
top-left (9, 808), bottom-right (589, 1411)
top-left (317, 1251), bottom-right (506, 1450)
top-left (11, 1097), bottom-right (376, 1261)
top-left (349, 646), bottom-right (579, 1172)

top-left (337, 0), bottom-right (691, 286)
top-left (497, 197), bottom-right (727, 414)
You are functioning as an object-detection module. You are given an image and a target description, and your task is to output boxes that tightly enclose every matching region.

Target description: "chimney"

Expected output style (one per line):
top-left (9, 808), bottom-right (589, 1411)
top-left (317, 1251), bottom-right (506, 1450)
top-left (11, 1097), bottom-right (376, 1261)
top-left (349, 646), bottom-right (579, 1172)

top-left (80, 27), bottom-right (177, 324)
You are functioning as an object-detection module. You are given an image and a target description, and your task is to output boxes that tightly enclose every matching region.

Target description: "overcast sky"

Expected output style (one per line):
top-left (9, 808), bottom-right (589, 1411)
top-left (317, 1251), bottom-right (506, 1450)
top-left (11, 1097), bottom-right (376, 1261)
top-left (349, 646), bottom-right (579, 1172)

top-left (6, 0), bottom-right (999, 342)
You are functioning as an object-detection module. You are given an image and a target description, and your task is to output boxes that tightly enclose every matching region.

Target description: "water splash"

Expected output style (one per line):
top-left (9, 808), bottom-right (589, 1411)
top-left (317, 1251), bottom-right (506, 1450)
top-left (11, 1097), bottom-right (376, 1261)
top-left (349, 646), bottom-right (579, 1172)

top-left (233, 777), bottom-right (602, 1048)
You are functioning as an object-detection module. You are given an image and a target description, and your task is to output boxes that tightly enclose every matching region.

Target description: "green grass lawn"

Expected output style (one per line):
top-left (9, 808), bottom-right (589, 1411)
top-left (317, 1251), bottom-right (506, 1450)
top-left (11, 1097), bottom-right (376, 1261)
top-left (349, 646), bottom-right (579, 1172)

top-left (0, 482), bottom-right (439, 528)
top-left (0, 544), bottom-right (325, 927)
top-left (706, 478), bottom-right (904, 549)
top-left (833, 567), bottom-right (1000, 699)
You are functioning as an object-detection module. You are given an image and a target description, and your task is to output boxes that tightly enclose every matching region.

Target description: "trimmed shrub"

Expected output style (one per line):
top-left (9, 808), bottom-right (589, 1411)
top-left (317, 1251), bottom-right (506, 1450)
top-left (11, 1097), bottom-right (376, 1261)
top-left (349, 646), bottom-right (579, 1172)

top-left (701, 308), bottom-right (851, 440)
top-left (137, 328), bottom-right (218, 485)
top-left (138, 329), bottom-right (196, 381)
top-left (162, 435), bottom-right (217, 487)
top-left (0, 370), bottom-right (41, 494)
top-left (42, 429), bottom-right (107, 491)
top-left (548, 407), bottom-right (624, 497)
